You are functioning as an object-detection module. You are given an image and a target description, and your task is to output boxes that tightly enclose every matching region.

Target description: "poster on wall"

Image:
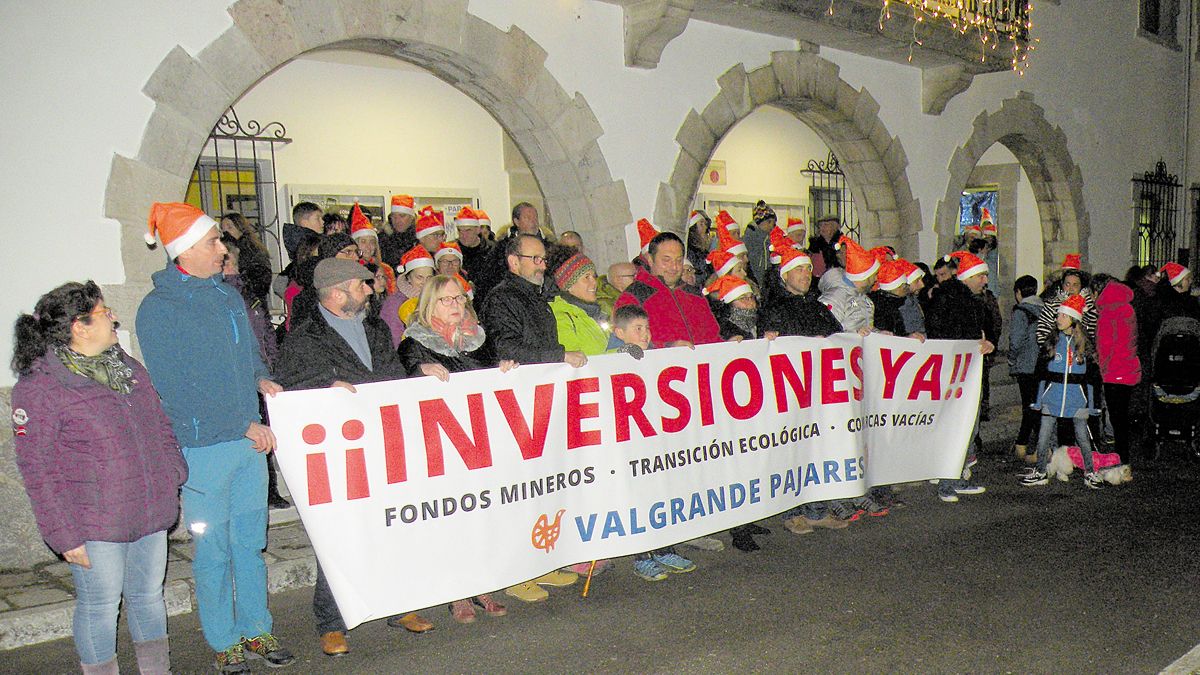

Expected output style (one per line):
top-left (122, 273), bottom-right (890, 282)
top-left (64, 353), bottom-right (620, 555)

top-left (701, 161), bottom-right (727, 186)
top-left (958, 189), bottom-right (997, 236)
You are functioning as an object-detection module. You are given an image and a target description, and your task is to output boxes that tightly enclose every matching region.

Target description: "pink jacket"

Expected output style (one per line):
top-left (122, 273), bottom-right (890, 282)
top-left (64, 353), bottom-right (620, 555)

top-left (1095, 281), bottom-right (1141, 385)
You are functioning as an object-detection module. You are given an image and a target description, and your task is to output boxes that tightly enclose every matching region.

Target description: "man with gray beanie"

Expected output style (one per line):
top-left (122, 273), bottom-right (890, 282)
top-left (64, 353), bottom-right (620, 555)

top-left (274, 257), bottom-right (418, 657)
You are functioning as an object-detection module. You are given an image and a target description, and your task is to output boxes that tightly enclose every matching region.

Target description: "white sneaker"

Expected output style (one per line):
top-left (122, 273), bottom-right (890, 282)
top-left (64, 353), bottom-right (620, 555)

top-left (1083, 472), bottom-right (1104, 490)
top-left (1021, 470), bottom-right (1049, 486)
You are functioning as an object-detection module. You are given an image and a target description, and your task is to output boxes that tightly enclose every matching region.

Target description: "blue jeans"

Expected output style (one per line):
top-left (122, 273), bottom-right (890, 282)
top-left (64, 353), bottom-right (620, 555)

top-left (1036, 414), bottom-right (1095, 472)
top-left (70, 530), bottom-right (168, 665)
top-left (181, 438), bottom-right (271, 651)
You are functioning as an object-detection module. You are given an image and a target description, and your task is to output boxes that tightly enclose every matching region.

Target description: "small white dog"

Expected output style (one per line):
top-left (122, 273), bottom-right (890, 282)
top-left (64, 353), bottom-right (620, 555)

top-left (1046, 446), bottom-right (1133, 485)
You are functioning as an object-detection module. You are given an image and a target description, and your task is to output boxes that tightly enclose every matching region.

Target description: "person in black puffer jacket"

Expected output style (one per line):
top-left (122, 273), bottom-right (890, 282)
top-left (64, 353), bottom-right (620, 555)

top-left (925, 251), bottom-right (995, 504)
top-left (869, 259), bottom-right (913, 337)
top-left (758, 246), bottom-right (850, 533)
top-left (479, 234), bottom-right (587, 369)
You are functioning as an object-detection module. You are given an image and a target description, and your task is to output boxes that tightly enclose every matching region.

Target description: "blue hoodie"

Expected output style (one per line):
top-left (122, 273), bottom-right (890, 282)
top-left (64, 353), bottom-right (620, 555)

top-left (136, 265), bottom-right (269, 447)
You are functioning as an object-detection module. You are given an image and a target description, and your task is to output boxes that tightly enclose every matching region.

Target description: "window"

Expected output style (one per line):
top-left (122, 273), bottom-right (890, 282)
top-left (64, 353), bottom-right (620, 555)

top-left (1140, 0), bottom-right (1181, 49)
top-left (1132, 161), bottom-right (1181, 269)
top-left (959, 186), bottom-right (998, 238)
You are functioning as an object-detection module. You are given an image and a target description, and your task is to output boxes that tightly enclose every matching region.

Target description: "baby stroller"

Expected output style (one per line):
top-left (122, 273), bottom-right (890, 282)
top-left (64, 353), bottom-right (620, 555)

top-left (1148, 316), bottom-right (1200, 459)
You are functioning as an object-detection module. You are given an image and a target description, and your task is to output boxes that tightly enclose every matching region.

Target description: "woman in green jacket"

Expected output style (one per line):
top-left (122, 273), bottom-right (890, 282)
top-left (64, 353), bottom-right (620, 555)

top-left (546, 245), bottom-right (613, 576)
top-left (548, 247), bottom-right (610, 356)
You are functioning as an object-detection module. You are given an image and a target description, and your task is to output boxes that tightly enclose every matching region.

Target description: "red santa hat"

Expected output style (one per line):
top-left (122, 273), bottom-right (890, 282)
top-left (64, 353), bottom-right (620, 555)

top-left (714, 210), bottom-right (740, 234)
top-left (476, 210), bottom-right (492, 228)
top-left (1061, 253), bottom-right (1082, 270)
top-left (415, 208), bottom-right (445, 240)
top-left (390, 194), bottom-right (415, 216)
top-left (945, 250), bottom-right (988, 280)
top-left (869, 246), bottom-right (897, 263)
top-left (688, 210), bottom-right (708, 229)
top-left (714, 219), bottom-right (748, 256)
top-left (785, 216), bottom-right (805, 235)
top-left (777, 242), bottom-right (812, 276)
top-left (636, 218), bottom-right (659, 254)
top-left (836, 237), bottom-right (880, 282)
top-left (706, 248), bottom-right (739, 277)
top-left (768, 226), bottom-right (798, 264)
top-left (903, 259), bottom-right (925, 284)
top-left (877, 259), bottom-right (908, 291)
top-left (1058, 293), bottom-right (1087, 321)
top-left (434, 241), bottom-right (463, 262)
top-left (1161, 261), bottom-right (1191, 286)
top-left (454, 273), bottom-right (475, 300)
top-left (704, 275), bottom-right (753, 304)
top-left (980, 208), bottom-right (997, 236)
top-left (145, 202), bottom-right (219, 259)
top-left (454, 206), bottom-right (479, 227)
top-left (400, 245), bottom-right (435, 274)
top-left (349, 203), bottom-right (377, 240)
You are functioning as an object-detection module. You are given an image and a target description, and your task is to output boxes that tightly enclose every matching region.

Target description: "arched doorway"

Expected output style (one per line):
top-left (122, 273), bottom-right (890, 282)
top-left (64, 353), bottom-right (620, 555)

top-left (655, 51), bottom-right (921, 258)
top-left (934, 92), bottom-right (1089, 280)
top-left (103, 0), bottom-right (631, 330)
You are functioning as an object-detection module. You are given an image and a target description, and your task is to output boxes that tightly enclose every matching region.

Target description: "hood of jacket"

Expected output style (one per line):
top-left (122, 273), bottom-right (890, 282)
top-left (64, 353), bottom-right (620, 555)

top-left (1097, 280), bottom-right (1134, 308)
top-left (817, 268), bottom-right (852, 294)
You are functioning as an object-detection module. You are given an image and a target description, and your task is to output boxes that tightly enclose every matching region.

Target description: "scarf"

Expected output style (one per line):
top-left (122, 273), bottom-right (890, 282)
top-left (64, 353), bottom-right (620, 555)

top-left (55, 344), bottom-right (134, 394)
top-left (561, 292), bottom-right (604, 323)
top-left (728, 306), bottom-right (758, 339)
top-left (430, 314), bottom-right (484, 353)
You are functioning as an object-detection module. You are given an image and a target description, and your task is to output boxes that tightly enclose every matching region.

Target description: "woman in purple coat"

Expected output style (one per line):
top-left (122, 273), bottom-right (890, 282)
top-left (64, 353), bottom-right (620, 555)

top-left (11, 281), bottom-right (188, 675)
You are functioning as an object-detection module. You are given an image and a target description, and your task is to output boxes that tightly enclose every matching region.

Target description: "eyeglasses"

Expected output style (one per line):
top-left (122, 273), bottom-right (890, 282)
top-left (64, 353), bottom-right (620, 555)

top-left (80, 307), bottom-right (114, 320)
top-left (437, 294), bottom-right (469, 307)
top-left (516, 254), bottom-right (547, 265)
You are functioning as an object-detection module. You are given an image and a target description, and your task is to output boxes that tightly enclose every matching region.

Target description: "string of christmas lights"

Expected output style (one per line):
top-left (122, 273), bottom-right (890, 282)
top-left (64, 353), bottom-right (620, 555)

top-left (827, 0), bottom-right (1037, 74)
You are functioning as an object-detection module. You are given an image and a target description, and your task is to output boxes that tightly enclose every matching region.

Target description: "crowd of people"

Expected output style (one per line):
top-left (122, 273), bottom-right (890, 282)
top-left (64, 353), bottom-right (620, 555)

top-left (10, 193), bottom-right (1198, 673)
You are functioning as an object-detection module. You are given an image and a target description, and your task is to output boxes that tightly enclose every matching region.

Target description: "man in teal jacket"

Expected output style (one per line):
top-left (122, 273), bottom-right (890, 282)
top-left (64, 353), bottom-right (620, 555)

top-left (137, 203), bottom-right (293, 674)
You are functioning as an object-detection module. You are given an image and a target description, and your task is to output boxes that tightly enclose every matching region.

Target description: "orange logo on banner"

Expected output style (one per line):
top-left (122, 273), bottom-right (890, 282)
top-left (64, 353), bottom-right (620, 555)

top-left (531, 509), bottom-right (566, 553)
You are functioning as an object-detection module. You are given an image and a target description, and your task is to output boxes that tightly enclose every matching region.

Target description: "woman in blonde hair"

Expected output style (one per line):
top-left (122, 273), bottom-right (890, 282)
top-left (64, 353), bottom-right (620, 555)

top-left (397, 275), bottom-right (516, 623)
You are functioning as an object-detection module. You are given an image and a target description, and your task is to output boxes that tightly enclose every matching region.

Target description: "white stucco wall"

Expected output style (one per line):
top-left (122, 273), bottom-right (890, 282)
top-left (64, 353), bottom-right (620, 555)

top-left (0, 0), bottom-right (1186, 386)
top-left (231, 51), bottom-right (510, 227)
top-left (702, 105), bottom-right (831, 203)
top-left (977, 143), bottom-right (1043, 289)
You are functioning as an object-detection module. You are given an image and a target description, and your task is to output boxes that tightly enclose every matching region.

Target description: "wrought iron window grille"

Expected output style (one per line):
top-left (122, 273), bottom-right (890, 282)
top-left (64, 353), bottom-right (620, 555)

top-left (1132, 159), bottom-right (1181, 269)
top-left (186, 107), bottom-right (292, 273)
top-left (802, 151), bottom-right (859, 242)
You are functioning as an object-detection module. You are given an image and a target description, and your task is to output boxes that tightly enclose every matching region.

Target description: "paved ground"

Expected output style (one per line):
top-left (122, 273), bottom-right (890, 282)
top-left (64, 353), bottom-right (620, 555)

top-left (7, 378), bottom-right (1200, 673)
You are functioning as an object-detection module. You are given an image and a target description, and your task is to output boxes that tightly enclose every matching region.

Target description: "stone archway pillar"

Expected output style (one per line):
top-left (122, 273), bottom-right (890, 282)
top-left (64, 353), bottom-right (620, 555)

top-left (934, 92), bottom-right (1090, 278)
top-left (655, 51), bottom-right (922, 258)
top-left (103, 0), bottom-right (634, 335)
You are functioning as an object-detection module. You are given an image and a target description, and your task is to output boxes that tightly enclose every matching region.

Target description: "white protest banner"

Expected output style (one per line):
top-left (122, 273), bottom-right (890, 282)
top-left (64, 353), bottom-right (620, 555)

top-left (267, 334), bottom-right (982, 629)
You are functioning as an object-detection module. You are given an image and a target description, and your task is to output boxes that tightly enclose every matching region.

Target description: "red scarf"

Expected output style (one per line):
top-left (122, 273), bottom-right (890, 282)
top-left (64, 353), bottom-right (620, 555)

top-left (430, 314), bottom-right (479, 351)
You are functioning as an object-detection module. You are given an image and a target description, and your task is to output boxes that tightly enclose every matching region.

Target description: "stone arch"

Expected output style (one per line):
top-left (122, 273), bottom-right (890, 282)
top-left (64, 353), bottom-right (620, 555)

top-left (102, 0), bottom-right (631, 324)
top-left (934, 92), bottom-right (1089, 276)
top-left (655, 50), bottom-right (922, 258)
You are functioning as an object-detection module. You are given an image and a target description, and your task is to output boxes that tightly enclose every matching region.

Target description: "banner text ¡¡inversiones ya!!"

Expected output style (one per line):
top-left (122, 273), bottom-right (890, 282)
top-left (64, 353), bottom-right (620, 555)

top-left (279, 335), bottom-right (977, 506)
top-left (266, 334), bottom-right (983, 627)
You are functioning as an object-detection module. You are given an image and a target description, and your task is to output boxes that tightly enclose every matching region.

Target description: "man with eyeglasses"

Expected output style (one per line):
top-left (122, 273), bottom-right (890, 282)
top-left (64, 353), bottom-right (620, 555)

top-left (478, 233), bottom-right (587, 602)
top-left (273, 257), bottom-right (415, 658)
